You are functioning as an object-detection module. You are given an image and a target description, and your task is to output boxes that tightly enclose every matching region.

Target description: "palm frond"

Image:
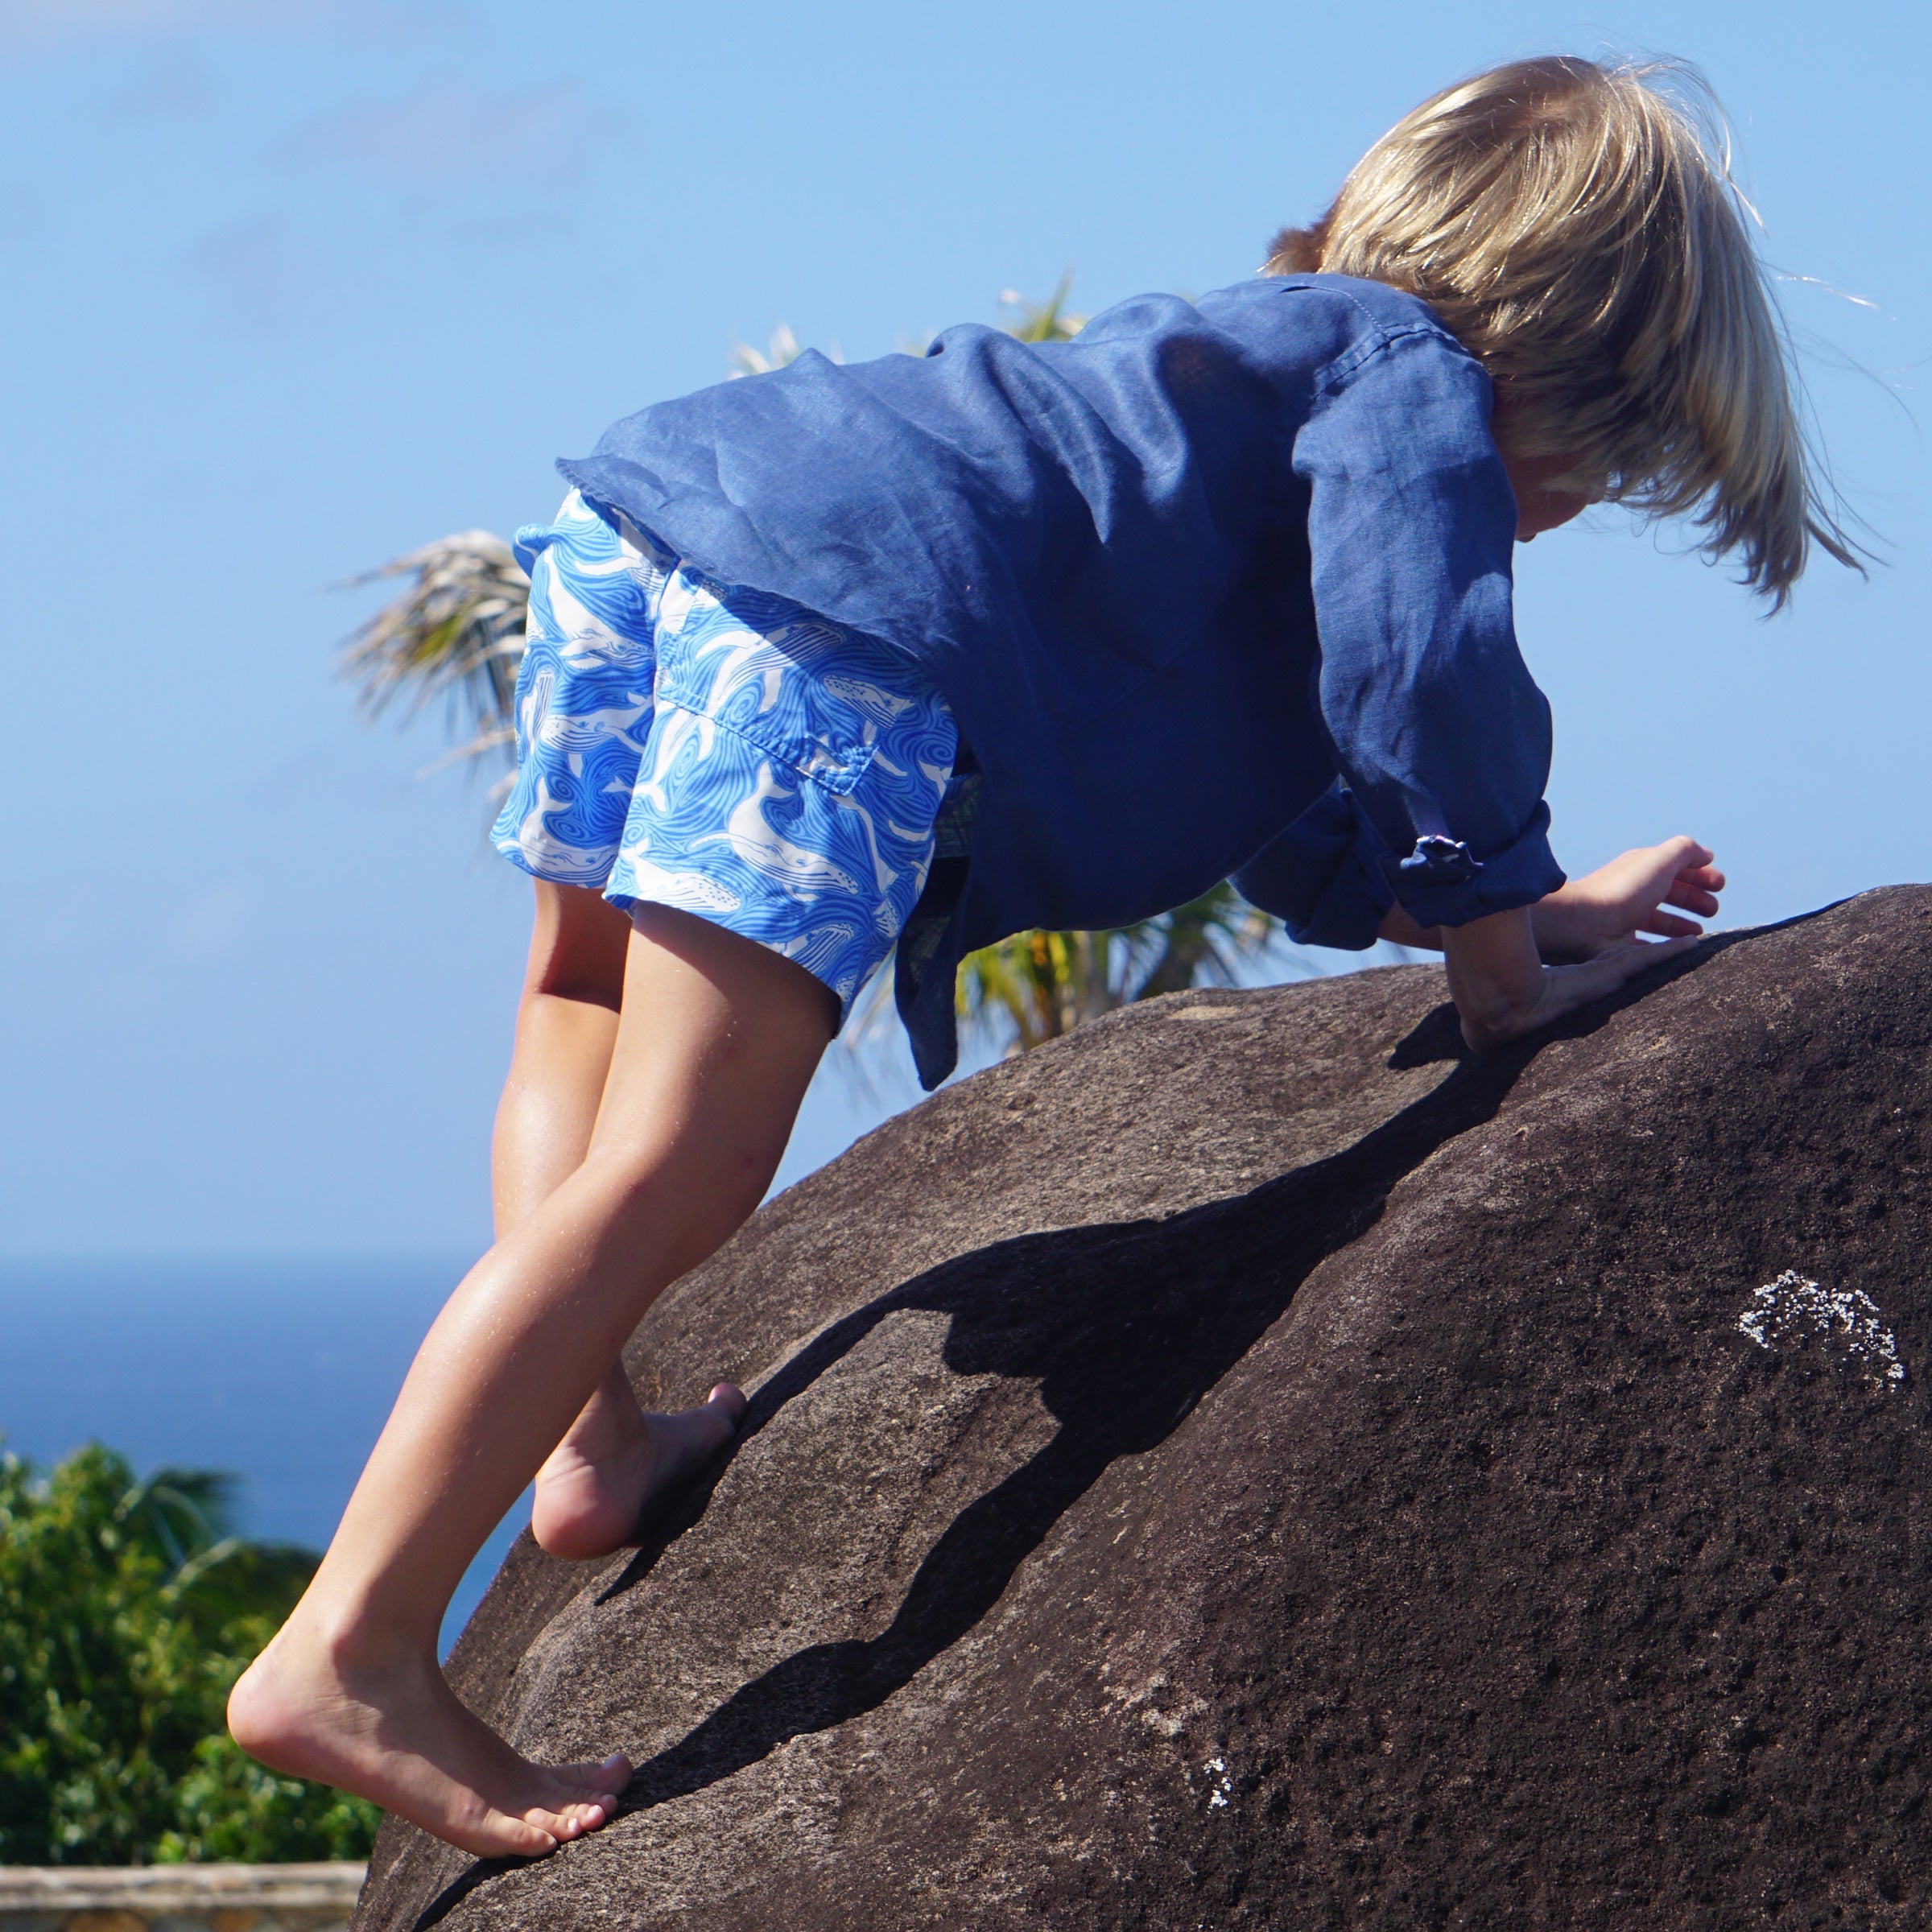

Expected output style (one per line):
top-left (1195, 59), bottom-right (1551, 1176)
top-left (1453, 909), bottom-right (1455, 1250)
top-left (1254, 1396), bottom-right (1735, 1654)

top-left (730, 323), bottom-right (806, 377)
top-left (339, 530), bottom-right (530, 769)
top-left (113, 1463), bottom-right (320, 1629)
top-left (954, 884), bottom-right (1295, 1058)
top-left (999, 275), bottom-right (1088, 344)
top-left (1117, 884), bottom-right (1286, 1000)
top-left (116, 1466), bottom-right (243, 1573)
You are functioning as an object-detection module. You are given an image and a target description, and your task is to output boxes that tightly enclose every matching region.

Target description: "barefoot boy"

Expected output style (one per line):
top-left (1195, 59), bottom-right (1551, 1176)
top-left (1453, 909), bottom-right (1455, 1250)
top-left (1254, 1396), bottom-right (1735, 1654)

top-left (229, 56), bottom-right (1854, 1855)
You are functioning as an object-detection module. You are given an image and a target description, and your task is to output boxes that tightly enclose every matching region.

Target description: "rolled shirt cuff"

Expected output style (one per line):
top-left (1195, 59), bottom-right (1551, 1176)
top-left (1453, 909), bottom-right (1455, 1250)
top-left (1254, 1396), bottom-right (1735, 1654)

top-left (1284, 835), bottom-right (1393, 951)
top-left (1377, 801), bottom-right (1566, 929)
top-left (1231, 785), bottom-right (1393, 951)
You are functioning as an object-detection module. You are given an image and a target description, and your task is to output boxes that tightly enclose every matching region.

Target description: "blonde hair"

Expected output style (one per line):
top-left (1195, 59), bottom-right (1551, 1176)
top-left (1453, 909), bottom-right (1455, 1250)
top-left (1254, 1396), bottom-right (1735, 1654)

top-left (1266, 56), bottom-right (1857, 604)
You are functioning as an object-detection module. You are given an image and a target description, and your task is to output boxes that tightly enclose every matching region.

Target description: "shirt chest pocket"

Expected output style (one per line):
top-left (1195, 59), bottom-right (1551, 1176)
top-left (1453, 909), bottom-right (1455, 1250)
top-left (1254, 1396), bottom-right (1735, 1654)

top-left (651, 601), bottom-right (880, 797)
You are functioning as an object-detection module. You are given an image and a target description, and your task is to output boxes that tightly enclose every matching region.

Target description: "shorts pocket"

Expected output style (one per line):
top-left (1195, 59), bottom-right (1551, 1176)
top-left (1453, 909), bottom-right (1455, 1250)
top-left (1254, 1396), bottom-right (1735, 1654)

top-left (652, 596), bottom-right (889, 797)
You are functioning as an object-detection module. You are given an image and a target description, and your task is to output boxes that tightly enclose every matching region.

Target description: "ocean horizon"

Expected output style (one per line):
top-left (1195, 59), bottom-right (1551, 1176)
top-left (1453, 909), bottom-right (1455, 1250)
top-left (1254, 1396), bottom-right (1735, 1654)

top-left (1, 1249), bottom-right (526, 1654)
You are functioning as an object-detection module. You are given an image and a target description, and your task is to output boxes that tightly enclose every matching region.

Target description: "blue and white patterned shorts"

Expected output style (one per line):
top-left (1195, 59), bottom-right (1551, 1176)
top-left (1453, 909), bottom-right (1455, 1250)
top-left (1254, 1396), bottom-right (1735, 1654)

top-left (490, 492), bottom-right (960, 1021)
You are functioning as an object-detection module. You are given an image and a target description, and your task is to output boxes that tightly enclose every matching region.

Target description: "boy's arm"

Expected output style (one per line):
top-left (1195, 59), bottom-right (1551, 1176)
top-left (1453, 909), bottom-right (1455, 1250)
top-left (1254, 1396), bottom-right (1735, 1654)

top-left (1441, 907), bottom-right (1697, 1052)
top-left (1377, 837), bottom-right (1723, 953)
top-left (1376, 903), bottom-right (1443, 951)
top-left (1377, 836), bottom-right (1723, 1051)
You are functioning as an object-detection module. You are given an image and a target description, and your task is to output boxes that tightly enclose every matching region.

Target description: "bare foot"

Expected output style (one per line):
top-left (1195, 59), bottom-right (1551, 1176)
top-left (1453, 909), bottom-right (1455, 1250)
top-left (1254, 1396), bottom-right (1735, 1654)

top-left (228, 1624), bottom-right (631, 1860)
top-left (531, 1377), bottom-right (747, 1562)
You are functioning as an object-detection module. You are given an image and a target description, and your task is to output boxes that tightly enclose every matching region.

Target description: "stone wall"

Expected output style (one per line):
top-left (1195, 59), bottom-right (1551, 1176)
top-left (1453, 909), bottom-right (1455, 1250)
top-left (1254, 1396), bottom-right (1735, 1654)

top-left (0, 1864), bottom-right (362, 1932)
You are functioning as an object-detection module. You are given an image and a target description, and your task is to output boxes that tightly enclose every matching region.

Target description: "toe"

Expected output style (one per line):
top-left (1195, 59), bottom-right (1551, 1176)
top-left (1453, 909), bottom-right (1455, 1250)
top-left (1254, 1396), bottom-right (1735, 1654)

top-left (706, 1382), bottom-right (748, 1430)
top-left (528, 1795), bottom-right (615, 1839)
top-left (494, 1815), bottom-right (562, 1857)
top-left (556, 1752), bottom-right (632, 1796)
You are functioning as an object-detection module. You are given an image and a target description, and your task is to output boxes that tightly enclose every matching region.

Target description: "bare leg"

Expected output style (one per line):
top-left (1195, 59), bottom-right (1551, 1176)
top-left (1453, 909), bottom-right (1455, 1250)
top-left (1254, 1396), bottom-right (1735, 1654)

top-left (228, 902), bottom-right (836, 1857)
top-left (489, 885), bottom-right (746, 1561)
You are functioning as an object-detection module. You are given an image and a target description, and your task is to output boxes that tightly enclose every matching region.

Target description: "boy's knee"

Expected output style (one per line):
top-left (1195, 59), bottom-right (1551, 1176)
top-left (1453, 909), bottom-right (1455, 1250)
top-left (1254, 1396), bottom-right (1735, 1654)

top-left (580, 1138), bottom-right (774, 1272)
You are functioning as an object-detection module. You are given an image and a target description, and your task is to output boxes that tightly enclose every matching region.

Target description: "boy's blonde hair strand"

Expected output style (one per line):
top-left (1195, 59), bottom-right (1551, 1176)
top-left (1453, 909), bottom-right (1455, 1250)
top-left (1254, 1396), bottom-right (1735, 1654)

top-left (1267, 56), bottom-right (1860, 604)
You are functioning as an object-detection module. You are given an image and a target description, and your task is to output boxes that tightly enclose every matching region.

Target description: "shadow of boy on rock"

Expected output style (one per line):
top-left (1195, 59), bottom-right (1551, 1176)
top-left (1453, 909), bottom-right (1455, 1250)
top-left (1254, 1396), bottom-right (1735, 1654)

top-left (416, 937), bottom-right (1742, 1929)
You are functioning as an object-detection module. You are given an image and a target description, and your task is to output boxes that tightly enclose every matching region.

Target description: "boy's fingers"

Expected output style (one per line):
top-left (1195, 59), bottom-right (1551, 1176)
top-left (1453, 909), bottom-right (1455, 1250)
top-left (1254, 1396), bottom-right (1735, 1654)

top-left (1571, 935), bottom-right (1695, 1001)
top-left (1654, 836), bottom-right (1715, 871)
top-left (1612, 932), bottom-right (1696, 972)
top-left (1663, 882), bottom-right (1720, 916)
top-left (1641, 912), bottom-right (1703, 939)
top-left (1636, 845), bottom-right (1720, 898)
top-left (1633, 848), bottom-right (1712, 898)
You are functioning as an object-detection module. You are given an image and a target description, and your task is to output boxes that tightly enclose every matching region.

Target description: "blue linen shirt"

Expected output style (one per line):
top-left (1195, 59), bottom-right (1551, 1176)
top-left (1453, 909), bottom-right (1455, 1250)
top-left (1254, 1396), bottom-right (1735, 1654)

top-left (561, 273), bottom-right (1564, 1086)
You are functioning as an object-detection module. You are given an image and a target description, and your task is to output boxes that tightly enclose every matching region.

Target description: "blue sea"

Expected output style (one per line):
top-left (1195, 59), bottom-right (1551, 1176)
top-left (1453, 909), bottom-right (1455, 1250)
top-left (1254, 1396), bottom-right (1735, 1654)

top-left (0, 1252), bottom-right (525, 1655)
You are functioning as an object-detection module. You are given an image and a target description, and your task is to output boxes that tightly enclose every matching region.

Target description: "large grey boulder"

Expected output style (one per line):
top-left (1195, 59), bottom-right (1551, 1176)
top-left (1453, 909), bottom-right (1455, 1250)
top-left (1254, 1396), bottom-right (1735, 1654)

top-left (355, 887), bottom-right (1932, 1930)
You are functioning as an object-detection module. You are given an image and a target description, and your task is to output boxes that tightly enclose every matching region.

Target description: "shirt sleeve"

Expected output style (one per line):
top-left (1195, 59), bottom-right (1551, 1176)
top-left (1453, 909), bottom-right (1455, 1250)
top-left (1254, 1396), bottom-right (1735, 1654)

top-left (1291, 323), bottom-right (1565, 929)
top-left (1231, 783), bottom-right (1393, 950)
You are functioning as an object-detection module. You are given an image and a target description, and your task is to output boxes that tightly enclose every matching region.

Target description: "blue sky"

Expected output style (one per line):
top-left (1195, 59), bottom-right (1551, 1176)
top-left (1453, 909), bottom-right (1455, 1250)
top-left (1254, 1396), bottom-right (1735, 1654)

top-left (2, 0), bottom-right (1926, 1261)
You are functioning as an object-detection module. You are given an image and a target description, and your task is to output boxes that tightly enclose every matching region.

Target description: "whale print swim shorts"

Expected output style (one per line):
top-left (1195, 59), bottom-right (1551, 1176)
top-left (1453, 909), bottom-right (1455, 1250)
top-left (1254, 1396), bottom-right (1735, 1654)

top-left (490, 490), bottom-right (960, 1022)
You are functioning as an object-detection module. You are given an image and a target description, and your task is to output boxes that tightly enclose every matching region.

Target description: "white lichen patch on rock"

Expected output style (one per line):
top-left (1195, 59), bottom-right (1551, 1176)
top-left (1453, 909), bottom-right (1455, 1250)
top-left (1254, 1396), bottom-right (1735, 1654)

top-left (1736, 1269), bottom-right (1905, 1392)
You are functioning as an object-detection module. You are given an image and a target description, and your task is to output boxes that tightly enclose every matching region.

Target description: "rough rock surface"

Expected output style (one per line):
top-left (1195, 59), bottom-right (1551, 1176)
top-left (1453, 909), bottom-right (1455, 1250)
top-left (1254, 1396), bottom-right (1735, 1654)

top-left (354, 888), bottom-right (1932, 1930)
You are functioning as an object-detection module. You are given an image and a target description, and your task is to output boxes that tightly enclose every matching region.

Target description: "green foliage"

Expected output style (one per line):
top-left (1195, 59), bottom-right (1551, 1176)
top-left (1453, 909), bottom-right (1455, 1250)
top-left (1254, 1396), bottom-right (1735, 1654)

top-left (159, 1734), bottom-right (381, 1863)
top-left (0, 1443), bottom-right (379, 1864)
top-left (999, 276), bottom-right (1086, 343)
top-left (955, 881), bottom-right (1297, 1053)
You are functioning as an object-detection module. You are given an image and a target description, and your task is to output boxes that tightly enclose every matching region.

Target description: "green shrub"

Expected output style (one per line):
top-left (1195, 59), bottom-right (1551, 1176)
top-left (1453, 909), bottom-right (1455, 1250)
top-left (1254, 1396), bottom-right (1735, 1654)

top-left (0, 1443), bottom-right (379, 1864)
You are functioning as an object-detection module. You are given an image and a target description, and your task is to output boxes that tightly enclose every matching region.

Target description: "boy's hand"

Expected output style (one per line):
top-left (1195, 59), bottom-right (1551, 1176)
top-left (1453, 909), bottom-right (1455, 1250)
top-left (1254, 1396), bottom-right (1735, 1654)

top-left (1532, 837), bottom-right (1724, 963)
top-left (1443, 904), bottom-right (1699, 1054)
